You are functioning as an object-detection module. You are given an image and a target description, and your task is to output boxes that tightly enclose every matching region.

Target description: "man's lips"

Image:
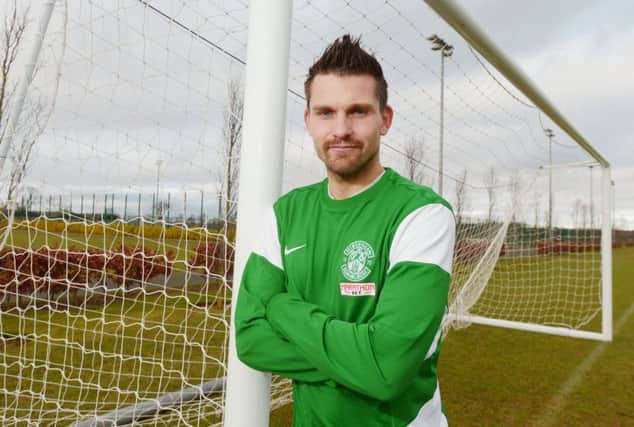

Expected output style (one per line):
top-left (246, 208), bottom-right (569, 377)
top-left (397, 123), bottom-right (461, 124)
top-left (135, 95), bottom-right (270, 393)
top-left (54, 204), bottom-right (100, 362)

top-left (327, 144), bottom-right (361, 152)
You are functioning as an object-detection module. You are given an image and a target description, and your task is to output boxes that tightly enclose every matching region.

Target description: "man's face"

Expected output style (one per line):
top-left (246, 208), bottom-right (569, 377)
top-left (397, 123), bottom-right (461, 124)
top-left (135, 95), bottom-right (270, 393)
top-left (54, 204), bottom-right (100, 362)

top-left (305, 73), bottom-right (393, 178)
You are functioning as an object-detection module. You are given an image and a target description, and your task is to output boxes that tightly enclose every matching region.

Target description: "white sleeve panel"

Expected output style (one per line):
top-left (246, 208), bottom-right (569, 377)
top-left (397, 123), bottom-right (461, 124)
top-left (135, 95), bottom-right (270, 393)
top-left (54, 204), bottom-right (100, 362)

top-left (252, 207), bottom-right (283, 271)
top-left (388, 204), bottom-right (455, 274)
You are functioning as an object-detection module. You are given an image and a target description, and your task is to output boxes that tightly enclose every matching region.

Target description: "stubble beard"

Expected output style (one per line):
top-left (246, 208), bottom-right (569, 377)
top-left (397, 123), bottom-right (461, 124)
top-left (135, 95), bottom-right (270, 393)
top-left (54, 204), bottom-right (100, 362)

top-left (321, 143), bottom-right (379, 180)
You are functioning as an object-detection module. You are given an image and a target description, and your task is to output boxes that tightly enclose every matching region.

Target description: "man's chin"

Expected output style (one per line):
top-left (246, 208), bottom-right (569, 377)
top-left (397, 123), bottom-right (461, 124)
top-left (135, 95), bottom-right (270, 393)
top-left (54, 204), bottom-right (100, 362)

top-left (325, 161), bottom-right (367, 179)
top-left (321, 151), bottom-right (379, 179)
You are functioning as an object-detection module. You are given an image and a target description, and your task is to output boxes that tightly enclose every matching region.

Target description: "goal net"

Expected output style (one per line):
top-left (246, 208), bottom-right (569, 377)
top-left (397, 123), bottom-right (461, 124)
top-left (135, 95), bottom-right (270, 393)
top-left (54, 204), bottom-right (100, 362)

top-left (0, 0), bottom-right (610, 425)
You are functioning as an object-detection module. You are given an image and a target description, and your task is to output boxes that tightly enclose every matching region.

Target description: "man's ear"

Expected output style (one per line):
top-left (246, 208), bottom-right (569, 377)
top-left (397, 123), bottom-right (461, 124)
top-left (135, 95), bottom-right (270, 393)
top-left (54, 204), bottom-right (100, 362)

top-left (380, 104), bottom-right (394, 135)
top-left (304, 107), bottom-right (309, 128)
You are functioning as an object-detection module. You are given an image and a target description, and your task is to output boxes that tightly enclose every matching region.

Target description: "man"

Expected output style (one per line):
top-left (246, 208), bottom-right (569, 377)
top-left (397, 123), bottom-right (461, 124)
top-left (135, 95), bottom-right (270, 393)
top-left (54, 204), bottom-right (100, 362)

top-left (235, 35), bottom-right (455, 426)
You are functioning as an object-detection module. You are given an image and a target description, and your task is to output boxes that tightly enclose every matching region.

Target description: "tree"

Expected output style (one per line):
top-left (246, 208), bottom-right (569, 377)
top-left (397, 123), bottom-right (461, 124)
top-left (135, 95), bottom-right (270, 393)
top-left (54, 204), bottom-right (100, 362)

top-left (509, 171), bottom-right (521, 223)
top-left (572, 198), bottom-right (583, 228)
top-left (484, 166), bottom-right (496, 223)
top-left (580, 202), bottom-right (589, 229)
top-left (454, 169), bottom-right (468, 230)
top-left (403, 138), bottom-right (426, 185)
top-left (532, 189), bottom-right (542, 228)
top-left (0, 4), bottom-right (44, 207)
top-left (221, 79), bottom-right (244, 223)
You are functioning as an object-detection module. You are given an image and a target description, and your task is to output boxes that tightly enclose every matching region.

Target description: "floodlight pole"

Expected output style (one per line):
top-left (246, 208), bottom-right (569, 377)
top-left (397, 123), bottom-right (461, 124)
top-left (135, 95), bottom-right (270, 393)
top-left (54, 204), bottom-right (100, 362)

top-left (427, 34), bottom-right (453, 197)
top-left (155, 159), bottom-right (163, 219)
top-left (224, 0), bottom-right (293, 426)
top-left (544, 128), bottom-right (554, 230)
top-left (589, 165), bottom-right (594, 229)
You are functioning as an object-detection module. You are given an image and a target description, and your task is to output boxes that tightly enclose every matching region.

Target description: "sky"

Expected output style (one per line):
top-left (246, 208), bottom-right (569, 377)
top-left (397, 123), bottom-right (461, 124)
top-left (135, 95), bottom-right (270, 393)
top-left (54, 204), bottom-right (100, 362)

top-left (459, 0), bottom-right (634, 228)
top-left (2, 0), bottom-right (633, 228)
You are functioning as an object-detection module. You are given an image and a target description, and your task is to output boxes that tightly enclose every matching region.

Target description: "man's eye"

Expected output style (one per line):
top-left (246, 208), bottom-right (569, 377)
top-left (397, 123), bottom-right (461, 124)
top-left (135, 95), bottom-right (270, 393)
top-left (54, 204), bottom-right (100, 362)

top-left (351, 108), bottom-right (367, 116)
top-left (316, 110), bottom-right (332, 117)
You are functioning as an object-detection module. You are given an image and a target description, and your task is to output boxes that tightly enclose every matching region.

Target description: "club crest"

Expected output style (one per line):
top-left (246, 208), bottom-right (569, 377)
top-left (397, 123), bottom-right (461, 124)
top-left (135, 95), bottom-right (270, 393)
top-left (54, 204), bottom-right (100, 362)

top-left (341, 240), bottom-right (374, 282)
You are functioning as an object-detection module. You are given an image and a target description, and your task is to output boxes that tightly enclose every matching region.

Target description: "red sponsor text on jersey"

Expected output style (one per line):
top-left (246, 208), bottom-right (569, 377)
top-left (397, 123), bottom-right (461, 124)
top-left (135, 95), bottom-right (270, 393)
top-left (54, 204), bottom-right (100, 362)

top-left (339, 282), bottom-right (376, 297)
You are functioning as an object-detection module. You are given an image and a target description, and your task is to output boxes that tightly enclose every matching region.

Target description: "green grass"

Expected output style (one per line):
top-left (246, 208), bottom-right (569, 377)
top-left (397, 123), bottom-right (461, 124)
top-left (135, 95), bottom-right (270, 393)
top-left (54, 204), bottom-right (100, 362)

top-left (2, 225), bottom-right (631, 426)
top-left (270, 248), bottom-right (633, 426)
top-left (438, 247), bottom-right (634, 427)
top-left (0, 287), bottom-right (229, 426)
top-left (2, 223), bottom-right (226, 266)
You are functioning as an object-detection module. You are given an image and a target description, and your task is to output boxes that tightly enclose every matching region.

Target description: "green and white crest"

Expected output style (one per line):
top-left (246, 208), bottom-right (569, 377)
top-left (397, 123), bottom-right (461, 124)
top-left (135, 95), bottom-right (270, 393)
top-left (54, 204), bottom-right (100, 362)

top-left (341, 240), bottom-right (375, 282)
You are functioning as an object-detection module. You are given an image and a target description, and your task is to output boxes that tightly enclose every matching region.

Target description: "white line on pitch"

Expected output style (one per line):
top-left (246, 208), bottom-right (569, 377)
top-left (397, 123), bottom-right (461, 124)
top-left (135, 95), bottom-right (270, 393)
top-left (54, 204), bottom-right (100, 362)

top-left (532, 301), bottom-right (634, 427)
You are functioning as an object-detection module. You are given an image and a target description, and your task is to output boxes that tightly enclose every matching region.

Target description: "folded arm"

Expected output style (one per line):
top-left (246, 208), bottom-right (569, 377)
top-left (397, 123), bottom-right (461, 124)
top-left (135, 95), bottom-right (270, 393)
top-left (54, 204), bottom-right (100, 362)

top-left (234, 208), bottom-right (328, 383)
top-left (266, 203), bottom-right (455, 400)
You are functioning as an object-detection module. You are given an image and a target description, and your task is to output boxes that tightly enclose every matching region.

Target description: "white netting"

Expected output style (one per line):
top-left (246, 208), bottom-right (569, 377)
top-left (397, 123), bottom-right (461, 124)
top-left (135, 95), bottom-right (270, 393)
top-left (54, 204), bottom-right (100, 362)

top-left (0, 0), bottom-right (607, 425)
top-left (1, 1), bottom-right (245, 425)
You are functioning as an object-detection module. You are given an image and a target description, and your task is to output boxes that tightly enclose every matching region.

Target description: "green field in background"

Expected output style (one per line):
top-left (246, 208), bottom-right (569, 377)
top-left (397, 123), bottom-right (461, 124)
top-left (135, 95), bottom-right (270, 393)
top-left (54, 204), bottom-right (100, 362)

top-left (0, 287), bottom-right (229, 426)
top-left (1, 225), bottom-right (631, 426)
top-left (270, 247), bottom-right (633, 426)
top-left (437, 246), bottom-right (634, 427)
top-left (1, 225), bottom-right (230, 274)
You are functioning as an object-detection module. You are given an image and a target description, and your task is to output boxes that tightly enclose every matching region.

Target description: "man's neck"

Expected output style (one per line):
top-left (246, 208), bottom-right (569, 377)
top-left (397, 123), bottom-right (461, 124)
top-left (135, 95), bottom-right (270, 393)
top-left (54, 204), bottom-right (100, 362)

top-left (327, 163), bottom-right (385, 200)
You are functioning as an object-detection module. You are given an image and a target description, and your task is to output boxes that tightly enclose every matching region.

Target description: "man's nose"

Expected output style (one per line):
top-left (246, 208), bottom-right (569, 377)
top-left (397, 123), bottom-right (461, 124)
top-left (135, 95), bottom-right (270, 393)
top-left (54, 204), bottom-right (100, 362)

top-left (331, 113), bottom-right (352, 140)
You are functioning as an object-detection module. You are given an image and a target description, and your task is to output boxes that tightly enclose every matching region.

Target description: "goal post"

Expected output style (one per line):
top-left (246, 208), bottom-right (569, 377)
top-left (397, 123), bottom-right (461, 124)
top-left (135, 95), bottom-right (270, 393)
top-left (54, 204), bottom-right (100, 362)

top-left (224, 0), bottom-right (293, 426)
top-left (0, 0), bottom-right (614, 425)
top-left (423, 0), bottom-right (612, 341)
top-left (600, 167), bottom-right (613, 341)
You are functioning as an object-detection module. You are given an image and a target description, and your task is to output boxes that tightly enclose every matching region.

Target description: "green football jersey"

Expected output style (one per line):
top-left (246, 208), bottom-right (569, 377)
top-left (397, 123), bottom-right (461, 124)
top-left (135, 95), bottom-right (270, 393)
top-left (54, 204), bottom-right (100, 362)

top-left (236, 167), bottom-right (455, 426)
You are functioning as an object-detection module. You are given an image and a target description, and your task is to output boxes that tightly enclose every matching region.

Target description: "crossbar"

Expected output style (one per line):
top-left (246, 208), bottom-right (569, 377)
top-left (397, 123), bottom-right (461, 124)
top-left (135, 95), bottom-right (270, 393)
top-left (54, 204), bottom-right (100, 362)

top-left (423, 0), bottom-right (609, 168)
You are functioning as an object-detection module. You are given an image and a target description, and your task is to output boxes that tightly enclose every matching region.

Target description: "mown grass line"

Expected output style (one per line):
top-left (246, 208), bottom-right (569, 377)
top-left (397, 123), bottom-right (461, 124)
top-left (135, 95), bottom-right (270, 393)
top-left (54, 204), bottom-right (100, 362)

top-left (439, 247), bottom-right (633, 427)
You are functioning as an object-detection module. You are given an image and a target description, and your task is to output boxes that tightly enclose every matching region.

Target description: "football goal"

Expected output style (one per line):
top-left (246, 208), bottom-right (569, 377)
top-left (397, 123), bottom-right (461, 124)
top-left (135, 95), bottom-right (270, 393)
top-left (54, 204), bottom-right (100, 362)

top-left (0, 0), bottom-right (611, 426)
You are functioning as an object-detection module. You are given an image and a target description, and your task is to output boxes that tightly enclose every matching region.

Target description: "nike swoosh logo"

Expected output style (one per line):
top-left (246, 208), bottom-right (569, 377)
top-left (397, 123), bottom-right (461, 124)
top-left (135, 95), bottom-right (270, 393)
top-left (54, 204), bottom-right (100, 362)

top-left (284, 244), bottom-right (306, 256)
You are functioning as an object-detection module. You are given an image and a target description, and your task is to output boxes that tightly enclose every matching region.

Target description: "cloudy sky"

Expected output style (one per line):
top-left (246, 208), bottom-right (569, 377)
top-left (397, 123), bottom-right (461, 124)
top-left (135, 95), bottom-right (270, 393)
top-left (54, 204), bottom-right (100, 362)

top-left (459, 0), bottom-right (634, 227)
top-left (3, 0), bottom-right (633, 228)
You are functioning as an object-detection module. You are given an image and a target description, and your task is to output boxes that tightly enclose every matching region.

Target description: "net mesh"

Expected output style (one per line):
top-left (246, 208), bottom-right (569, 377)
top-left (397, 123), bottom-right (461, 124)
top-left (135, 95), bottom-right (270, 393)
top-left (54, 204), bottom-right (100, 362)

top-left (0, 0), bottom-right (606, 425)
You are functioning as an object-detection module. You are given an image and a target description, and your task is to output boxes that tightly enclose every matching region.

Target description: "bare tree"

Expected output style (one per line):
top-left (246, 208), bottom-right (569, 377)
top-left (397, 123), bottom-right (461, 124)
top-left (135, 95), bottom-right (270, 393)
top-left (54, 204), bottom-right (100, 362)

top-left (403, 138), bottom-right (426, 185)
top-left (572, 198), bottom-right (583, 228)
top-left (532, 189), bottom-right (542, 228)
top-left (580, 202), bottom-right (589, 229)
top-left (221, 79), bottom-right (244, 223)
top-left (454, 169), bottom-right (468, 229)
top-left (0, 5), bottom-right (29, 205)
top-left (6, 101), bottom-right (43, 205)
top-left (484, 166), bottom-right (496, 223)
top-left (509, 171), bottom-right (521, 223)
top-left (0, 6), bottom-right (26, 122)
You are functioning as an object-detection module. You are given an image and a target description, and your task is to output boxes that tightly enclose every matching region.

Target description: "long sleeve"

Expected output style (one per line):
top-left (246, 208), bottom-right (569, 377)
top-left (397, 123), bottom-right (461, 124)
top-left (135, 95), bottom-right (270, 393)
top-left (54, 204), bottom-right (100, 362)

top-left (234, 209), bottom-right (328, 383)
top-left (266, 203), bottom-right (455, 401)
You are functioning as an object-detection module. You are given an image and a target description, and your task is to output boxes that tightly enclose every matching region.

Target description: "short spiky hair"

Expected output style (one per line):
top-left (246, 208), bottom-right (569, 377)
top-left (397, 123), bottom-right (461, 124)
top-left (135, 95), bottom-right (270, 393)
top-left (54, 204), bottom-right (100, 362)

top-left (304, 34), bottom-right (388, 110)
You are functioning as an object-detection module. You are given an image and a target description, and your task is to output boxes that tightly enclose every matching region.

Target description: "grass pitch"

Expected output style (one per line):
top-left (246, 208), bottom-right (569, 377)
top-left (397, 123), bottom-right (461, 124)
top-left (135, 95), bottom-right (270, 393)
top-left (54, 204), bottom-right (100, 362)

top-left (438, 247), bottom-right (633, 427)
top-left (1, 224), bottom-right (631, 426)
top-left (270, 247), bottom-right (633, 426)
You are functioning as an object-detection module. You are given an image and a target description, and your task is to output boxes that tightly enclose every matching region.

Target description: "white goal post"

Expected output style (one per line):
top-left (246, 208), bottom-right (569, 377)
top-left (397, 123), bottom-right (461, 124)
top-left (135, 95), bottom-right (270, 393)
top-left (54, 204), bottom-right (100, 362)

top-left (227, 0), bottom-right (613, 424)
top-left (224, 1), bottom-right (293, 426)
top-left (423, 0), bottom-right (612, 342)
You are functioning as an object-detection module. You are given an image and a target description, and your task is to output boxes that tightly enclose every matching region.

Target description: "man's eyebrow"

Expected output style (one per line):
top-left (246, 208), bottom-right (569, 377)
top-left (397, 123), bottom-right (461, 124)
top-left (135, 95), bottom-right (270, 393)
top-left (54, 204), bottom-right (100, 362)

top-left (310, 104), bottom-right (332, 111)
top-left (346, 103), bottom-right (374, 110)
top-left (310, 103), bottom-right (375, 111)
